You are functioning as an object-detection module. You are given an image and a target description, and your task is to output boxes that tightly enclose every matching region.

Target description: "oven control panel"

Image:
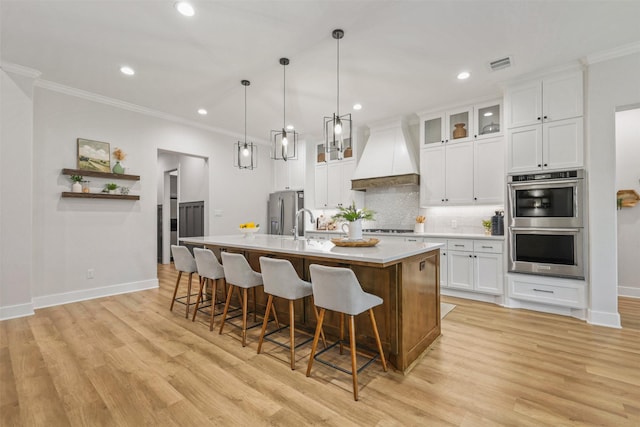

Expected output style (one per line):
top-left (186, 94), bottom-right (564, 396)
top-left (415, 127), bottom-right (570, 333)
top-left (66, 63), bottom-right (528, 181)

top-left (509, 169), bottom-right (583, 182)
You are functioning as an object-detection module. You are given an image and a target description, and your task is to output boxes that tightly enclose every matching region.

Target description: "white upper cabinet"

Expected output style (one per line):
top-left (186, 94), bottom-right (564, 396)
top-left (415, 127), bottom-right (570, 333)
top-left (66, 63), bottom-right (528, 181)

top-left (315, 159), bottom-right (362, 209)
top-left (273, 141), bottom-right (305, 191)
top-left (506, 70), bottom-right (584, 173)
top-left (506, 71), bottom-right (583, 128)
top-left (421, 105), bottom-right (474, 146)
top-left (473, 100), bottom-right (503, 140)
top-left (474, 137), bottom-right (505, 204)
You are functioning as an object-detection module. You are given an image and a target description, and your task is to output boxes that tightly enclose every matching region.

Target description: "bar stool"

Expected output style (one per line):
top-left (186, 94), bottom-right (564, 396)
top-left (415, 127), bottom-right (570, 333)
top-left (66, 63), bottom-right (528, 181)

top-left (306, 264), bottom-right (388, 401)
top-left (169, 245), bottom-right (198, 318)
top-left (257, 257), bottom-right (326, 370)
top-left (219, 252), bottom-right (270, 347)
top-left (192, 248), bottom-right (226, 331)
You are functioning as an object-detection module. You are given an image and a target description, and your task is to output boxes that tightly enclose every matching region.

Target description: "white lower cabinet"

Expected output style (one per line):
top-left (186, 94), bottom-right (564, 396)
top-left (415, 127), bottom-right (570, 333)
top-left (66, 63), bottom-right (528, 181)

top-left (447, 239), bottom-right (503, 295)
top-left (507, 273), bottom-right (586, 308)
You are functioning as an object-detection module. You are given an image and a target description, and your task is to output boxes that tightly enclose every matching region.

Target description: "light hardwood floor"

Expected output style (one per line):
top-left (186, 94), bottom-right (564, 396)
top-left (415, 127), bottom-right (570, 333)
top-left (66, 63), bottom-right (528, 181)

top-left (1, 264), bottom-right (639, 426)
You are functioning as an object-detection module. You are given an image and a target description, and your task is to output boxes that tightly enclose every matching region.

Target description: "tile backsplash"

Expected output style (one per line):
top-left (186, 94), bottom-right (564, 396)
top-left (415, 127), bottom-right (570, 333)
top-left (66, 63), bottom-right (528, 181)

top-left (311, 186), bottom-right (504, 234)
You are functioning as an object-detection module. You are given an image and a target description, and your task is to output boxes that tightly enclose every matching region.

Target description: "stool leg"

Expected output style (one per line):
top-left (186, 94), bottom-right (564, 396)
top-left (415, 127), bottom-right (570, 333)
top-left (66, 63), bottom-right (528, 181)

top-left (349, 315), bottom-right (359, 401)
top-left (209, 279), bottom-right (218, 331)
top-left (241, 288), bottom-right (249, 347)
top-left (271, 302), bottom-right (280, 329)
top-left (185, 272), bottom-right (194, 318)
top-left (339, 313), bottom-right (345, 355)
top-left (170, 271), bottom-right (183, 311)
top-left (306, 308), bottom-right (326, 377)
top-left (252, 287), bottom-right (257, 323)
top-left (219, 284), bottom-right (235, 335)
top-left (257, 294), bottom-right (274, 354)
top-left (192, 276), bottom-right (206, 322)
top-left (311, 298), bottom-right (327, 349)
top-left (369, 308), bottom-right (388, 372)
top-left (289, 300), bottom-right (295, 370)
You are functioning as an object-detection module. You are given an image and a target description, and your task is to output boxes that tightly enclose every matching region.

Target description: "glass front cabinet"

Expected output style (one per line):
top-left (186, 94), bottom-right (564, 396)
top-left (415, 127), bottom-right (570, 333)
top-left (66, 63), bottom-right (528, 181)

top-left (421, 100), bottom-right (502, 146)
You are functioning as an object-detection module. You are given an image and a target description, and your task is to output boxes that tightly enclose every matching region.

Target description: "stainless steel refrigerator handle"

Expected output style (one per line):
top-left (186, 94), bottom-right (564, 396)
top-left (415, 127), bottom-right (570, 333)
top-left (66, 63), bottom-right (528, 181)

top-left (279, 197), bottom-right (284, 235)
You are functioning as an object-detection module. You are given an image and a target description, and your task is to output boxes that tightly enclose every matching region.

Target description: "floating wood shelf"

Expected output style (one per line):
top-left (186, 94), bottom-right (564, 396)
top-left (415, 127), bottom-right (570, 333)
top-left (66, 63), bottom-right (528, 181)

top-left (617, 189), bottom-right (639, 208)
top-left (62, 168), bottom-right (140, 181)
top-left (61, 192), bottom-right (140, 200)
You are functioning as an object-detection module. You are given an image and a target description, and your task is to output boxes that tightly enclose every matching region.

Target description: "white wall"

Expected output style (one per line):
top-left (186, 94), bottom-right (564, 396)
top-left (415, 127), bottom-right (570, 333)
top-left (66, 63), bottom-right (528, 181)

top-left (0, 83), bottom-right (272, 318)
top-left (615, 108), bottom-right (640, 297)
top-left (587, 51), bottom-right (640, 327)
top-left (0, 70), bottom-right (35, 319)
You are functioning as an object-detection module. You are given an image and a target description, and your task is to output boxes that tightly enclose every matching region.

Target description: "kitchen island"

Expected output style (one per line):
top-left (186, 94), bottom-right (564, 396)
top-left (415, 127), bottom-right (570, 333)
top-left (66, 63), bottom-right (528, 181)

top-left (181, 234), bottom-right (443, 374)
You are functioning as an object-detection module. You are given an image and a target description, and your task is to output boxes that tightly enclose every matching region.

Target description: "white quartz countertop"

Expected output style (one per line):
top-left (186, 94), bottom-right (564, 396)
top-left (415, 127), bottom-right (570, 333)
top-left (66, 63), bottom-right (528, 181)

top-left (180, 234), bottom-right (444, 265)
top-left (306, 229), bottom-right (505, 241)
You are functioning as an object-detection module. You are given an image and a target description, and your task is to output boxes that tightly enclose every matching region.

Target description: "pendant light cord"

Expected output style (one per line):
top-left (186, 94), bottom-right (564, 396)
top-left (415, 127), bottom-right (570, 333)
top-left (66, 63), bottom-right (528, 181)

top-left (244, 84), bottom-right (247, 144)
top-left (283, 62), bottom-right (286, 129)
top-left (336, 35), bottom-right (340, 117)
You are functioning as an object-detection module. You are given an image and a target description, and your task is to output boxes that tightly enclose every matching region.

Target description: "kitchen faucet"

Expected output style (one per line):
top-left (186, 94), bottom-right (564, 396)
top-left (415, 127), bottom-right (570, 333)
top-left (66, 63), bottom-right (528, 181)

top-left (293, 208), bottom-right (315, 240)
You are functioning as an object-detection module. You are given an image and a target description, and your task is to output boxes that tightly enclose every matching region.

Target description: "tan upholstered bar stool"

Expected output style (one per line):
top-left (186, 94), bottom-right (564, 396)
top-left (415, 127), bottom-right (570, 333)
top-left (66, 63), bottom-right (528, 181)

top-left (306, 264), bottom-right (387, 401)
top-left (170, 245), bottom-right (199, 318)
top-left (192, 248), bottom-right (226, 330)
top-left (257, 257), bottom-right (326, 370)
top-left (219, 252), bottom-right (267, 347)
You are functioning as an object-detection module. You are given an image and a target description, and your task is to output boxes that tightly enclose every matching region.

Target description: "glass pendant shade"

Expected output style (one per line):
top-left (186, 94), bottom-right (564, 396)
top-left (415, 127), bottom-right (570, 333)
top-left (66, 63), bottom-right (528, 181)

top-left (234, 80), bottom-right (257, 170)
top-left (324, 29), bottom-right (352, 161)
top-left (271, 57), bottom-right (298, 161)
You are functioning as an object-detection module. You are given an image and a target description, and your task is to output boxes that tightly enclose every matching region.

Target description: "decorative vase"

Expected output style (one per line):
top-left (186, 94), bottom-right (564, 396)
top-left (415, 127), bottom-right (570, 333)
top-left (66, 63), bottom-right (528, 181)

top-left (72, 182), bottom-right (82, 193)
top-left (414, 223), bottom-right (425, 233)
top-left (82, 181), bottom-right (90, 193)
top-left (484, 228), bottom-right (491, 236)
top-left (453, 123), bottom-right (467, 139)
top-left (108, 189), bottom-right (116, 195)
top-left (341, 219), bottom-right (363, 240)
top-left (112, 161), bottom-right (124, 174)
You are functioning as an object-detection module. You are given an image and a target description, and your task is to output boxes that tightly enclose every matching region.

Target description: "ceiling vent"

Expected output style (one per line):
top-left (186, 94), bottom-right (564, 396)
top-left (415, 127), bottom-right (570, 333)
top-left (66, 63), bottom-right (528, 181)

top-left (489, 56), bottom-right (512, 71)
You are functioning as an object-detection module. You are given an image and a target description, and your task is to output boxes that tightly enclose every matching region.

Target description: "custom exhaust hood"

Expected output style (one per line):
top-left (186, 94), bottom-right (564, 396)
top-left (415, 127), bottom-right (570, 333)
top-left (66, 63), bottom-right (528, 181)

top-left (351, 119), bottom-right (419, 190)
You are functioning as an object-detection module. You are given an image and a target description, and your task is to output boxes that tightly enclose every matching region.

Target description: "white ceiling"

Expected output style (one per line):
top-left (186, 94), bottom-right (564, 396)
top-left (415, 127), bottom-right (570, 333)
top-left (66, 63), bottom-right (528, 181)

top-left (2, 1), bottom-right (640, 142)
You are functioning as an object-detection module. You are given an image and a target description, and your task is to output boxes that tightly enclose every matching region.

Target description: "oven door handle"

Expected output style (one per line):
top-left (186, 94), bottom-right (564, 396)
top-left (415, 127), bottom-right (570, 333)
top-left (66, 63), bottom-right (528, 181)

top-left (510, 227), bottom-right (580, 233)
top-left (508, 179), bottom-right (579, 188)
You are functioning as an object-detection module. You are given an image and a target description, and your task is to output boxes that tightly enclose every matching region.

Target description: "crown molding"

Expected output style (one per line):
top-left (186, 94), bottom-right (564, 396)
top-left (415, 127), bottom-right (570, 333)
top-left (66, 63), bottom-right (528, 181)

top-left (0, 62), bottom-right (42, 79)
top-left (33, 79), bottom-right (269, 145)
top-left (585, 41), bottom-right (640, 65)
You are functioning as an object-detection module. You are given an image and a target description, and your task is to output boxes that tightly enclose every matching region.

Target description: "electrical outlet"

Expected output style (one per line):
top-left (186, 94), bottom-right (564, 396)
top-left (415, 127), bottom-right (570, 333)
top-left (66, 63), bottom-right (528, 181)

top-left (87, 269), bottom-right (94, 279)
top-left (451, 219), bottom-right (457, 229)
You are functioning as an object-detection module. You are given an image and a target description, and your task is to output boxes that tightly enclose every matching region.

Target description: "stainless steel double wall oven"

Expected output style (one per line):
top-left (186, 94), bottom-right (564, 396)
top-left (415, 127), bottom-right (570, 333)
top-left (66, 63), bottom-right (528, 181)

top-left (507, 169), bottom-right (586, 279)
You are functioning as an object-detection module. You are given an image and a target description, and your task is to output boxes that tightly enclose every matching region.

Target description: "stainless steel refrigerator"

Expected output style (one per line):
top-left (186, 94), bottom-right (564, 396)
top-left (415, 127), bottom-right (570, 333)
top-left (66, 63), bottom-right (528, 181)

top-left (267, 190), bottom-right (305, 237)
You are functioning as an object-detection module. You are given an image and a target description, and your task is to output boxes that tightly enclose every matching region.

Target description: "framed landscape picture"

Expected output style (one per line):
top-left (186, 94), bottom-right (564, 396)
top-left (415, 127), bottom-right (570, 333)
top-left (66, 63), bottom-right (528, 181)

top-left (77, 138), bottom-right (110, 172)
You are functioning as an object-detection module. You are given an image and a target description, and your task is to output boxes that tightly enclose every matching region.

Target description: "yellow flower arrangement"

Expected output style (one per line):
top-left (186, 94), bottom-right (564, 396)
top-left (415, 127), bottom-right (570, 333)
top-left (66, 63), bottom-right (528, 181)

top-left (113, 147), bottom-right (127, 161)
top-left (239, 222), bottom-right (259, 229)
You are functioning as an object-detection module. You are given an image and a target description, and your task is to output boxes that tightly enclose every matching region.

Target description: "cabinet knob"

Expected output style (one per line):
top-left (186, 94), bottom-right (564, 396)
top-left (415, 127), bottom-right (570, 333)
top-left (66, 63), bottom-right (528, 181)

top-left (537, 117), bottom-right (541, 121)
top-left (441, 199), bottom-right (445, 202)
top-left (445, 198), bottom-right (449, 202)
top-left (474, 255), bottom-right (477, 258)
top-left (441, 140), bottom-right (445, 144)
top-left (537, 164), bottom-right (542, 168)
top-left (468, 255), bottom-right (473, 258)
top-left (543, 115), bottom-right (548, 120)
top-left (543, 163), bottom-right (548, 167)
top-left (474, 197), bottom-right (477, 201)
top-left (474, 135), bottom-right (477, 138)
top-left (445, 139), bottom-right (449, 143)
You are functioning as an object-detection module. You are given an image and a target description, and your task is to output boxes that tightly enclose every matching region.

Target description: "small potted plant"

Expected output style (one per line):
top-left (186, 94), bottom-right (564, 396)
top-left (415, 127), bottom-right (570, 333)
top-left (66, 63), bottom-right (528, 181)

top-left (105, 182), bottom-right (118, 194)
top-left (332, 201), bottom-right (375, 240)
top-left (415, 215), bottom-right (426, 233)
top-left (482, 219), bottom-right (492, 235)
top-left (70, 174), bottom-right (83, 193)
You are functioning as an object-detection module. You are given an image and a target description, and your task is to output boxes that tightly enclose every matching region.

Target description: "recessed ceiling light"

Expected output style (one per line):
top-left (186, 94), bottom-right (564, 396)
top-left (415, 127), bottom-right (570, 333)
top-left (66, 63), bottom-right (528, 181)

top-left (353, 103), bottom-right (362, 110)
top-left (483, 112), bottom-right (493, 117)
top-left (457, 71), bottom-right (470, 80)
top-left (120, 66), bottom-right (135, 76)
top-left (175, 1), bottom-right (195, 17)
top-left (198, 109), bottom-right (207, 115)
top-left (286, 125), bottom-right (294, 130)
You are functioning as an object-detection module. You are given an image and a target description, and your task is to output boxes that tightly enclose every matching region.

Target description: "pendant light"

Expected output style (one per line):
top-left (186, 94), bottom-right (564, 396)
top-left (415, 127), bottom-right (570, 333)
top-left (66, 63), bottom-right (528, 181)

top-left (324, 29), bottom-right (352, 161)
top-left (271, 58), bottom-right (298, 161)
top-left (234, 80), bottom-right (257, 170)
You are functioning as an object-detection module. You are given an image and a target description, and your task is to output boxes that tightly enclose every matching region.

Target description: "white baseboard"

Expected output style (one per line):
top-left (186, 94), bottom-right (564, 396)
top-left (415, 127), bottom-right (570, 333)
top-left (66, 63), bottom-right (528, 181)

top-left (32, 279), bottom-right (159, 310)
top-left (618, 286), bottom-right (640, 298)
top-left (505, 298), bottom-right (588, 320)
top-left (441, 288), bottom-right (503, 305)
top-left (0, 302), bottom-right (35, 321)
top-left (588, 309), bottom-right (622, 329)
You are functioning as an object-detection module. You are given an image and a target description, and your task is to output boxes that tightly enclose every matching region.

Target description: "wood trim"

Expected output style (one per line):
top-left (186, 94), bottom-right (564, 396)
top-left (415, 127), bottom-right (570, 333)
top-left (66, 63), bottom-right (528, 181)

top-left (61, 192), bottom-right (140, 200)
top-left (62, 168), bottom-right (140, 181)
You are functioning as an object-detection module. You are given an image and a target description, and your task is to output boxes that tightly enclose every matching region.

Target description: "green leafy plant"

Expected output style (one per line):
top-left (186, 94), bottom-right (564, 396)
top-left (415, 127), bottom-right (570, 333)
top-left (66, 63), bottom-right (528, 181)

top-left (332, 201), bottom-right (375, 222)
top-left (105, 183), bottom-right (118, 191)
top-left (70, 175), bottom-right (83, 183)
top-left (482, 219), bottom-right (492, 231)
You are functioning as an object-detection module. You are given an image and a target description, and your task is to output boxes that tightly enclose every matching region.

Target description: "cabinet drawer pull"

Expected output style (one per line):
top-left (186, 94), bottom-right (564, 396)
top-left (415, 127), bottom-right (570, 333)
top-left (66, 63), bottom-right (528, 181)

top-left (454, 244), bottom-right (465, 247)
top-left (533, 288), bottom-right (554, 294)
top-left (481, 245), bottom-right (493, 248)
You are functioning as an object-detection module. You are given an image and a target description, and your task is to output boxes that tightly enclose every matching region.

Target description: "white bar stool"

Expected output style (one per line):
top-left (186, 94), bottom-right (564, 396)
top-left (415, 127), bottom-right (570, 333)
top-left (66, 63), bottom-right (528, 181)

top-left (192, 248), bottom-right (226, 331)
top-left (169, 245), bottom-right (199, 318)
top-left (257, 257), bottom-right (326, 370)
top-left (219, 252), bottom-right (270, 347)
top-left (306, 264), bottom-right (388, 401)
